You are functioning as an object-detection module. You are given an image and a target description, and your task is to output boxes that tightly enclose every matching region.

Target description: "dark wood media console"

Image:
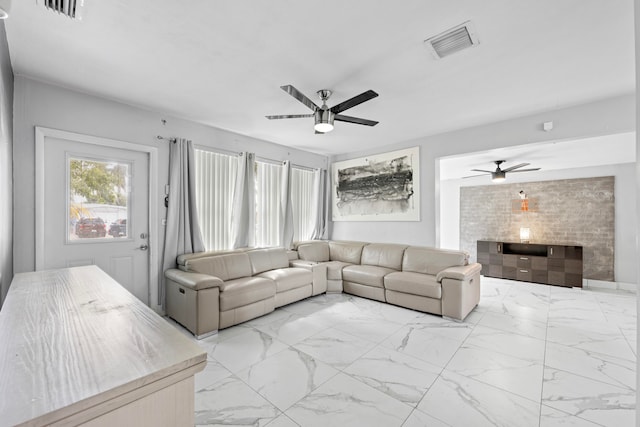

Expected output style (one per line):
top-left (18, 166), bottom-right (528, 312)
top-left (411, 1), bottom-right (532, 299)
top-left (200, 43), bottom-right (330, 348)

top-left (477, 240), bottom-right (583, 287)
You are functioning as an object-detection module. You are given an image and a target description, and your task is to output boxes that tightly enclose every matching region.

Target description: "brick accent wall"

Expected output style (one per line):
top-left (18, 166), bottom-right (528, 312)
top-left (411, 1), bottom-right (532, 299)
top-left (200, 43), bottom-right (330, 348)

top-left (460, 176), bottom-right (615, 281)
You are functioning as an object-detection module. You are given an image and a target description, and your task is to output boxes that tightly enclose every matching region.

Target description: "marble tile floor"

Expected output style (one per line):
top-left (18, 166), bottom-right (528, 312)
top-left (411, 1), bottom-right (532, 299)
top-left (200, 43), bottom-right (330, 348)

top-left (168, 277), bottom-right (637, 427)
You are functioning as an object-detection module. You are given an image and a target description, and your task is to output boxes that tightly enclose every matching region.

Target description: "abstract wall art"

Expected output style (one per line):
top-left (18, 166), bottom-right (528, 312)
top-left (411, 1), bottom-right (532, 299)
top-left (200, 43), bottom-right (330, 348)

top-left (331, 146), bottom-right (420, 221)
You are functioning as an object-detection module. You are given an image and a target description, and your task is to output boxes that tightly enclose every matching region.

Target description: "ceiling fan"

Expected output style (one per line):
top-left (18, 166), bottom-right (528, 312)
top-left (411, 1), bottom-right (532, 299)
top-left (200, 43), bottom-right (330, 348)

top-left (266, 85), bottom-right (379, 134)
top-left (465, 160), bottom-right (541, 182)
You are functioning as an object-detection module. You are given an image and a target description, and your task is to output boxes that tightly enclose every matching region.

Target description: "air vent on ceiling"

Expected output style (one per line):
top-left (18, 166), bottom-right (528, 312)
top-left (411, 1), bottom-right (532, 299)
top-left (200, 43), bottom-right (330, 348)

top-left (424, 21), bottom-right (479, 59)
top-left (40, 0), bottom-right (83, 20)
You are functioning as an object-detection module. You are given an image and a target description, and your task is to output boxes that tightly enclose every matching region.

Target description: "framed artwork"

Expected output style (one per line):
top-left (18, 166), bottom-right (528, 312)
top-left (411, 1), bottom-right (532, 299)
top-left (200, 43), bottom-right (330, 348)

top-left (331, 146), bottom-right (420, 221)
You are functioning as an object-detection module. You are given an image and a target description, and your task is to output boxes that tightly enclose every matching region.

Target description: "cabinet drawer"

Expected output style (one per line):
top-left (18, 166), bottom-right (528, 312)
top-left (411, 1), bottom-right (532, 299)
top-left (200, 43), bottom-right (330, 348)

top-left (481, 264), bottom-right (490, 276)
top-left (517, 269), bottom-right (532, 282)
top-left (532, 270), bottom-right (548, 284)
top-left (516, 256), bottom-right (532, 268)
top-left (548, 245), bottom-right (565, 258)
top-left (478, 252), bottom-right (490, 265)
top-left (531, 256), bottom-right (548, 270)
top-left (548, 271), bottom-right (567, 286)
top-left (548, 258), bottom-right (564, 272)
top-left (565, 259), bottom-right (582, 274)
top-left (565, 273), bottom-right (583, 287)
top-left (489, 242), bottom-right (502, 254)
top-left (503, 254), bottom-right (518, 268)
top-left (502, 266), bottom-right (517, 280)
top-left (477, 241), bottom-right (490, 254)
top-left (489, 265), bottom-right (502, 277)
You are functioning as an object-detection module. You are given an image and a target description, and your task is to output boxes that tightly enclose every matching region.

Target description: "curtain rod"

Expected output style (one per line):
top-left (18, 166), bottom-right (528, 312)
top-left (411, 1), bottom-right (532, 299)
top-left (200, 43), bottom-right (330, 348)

top-left (171, 141), bottom-right (322, 172)
top-left (156, 135), bottom-right (177, 143)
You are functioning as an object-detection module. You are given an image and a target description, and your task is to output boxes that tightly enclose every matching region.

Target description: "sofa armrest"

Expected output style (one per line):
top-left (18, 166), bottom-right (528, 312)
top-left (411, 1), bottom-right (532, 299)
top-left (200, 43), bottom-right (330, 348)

top-left (165, 269), bottom-right (224, 291)
top-left (439, 263), bottom-right (481, 321)
top-left (289, 260), bottom-right (327, 295)
top-left (436, 263), bottom-right (482, 283)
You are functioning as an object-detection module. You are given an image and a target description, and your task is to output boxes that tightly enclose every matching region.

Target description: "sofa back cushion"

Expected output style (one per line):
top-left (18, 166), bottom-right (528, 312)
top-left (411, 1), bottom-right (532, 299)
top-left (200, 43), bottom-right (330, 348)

top-left (248, 248), bottom-right (290, 275)
top-left (184, 252), bottom-right (252, 280)
top-left (402, 246), bottom-right (469, 275)
top-left (297, 241), bottom-right (330, 262)
top-left (177, 248), bottom-right (247, 270)
top-left (329, 241), bottom-right (366, 264)
top-left (360, 243), bottom-right (407, 270)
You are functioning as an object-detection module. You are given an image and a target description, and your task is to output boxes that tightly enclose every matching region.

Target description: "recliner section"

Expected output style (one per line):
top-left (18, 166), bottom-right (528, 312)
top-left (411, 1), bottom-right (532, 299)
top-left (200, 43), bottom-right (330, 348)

top-left (165, 241), bottom-right (481, 339)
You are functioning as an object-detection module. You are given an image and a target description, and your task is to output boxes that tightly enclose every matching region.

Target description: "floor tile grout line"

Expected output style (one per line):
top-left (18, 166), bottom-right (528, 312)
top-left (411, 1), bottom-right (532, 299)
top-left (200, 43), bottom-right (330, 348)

top-left (538, 283), bottom-right (551, 427)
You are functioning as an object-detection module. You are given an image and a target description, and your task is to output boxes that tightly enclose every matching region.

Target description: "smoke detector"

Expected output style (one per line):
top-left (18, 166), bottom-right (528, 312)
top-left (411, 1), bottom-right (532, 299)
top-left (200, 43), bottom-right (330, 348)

top-left (424, 21), bottom-right (479, 59)
top-left (39, 0), bottom-right (84, 20)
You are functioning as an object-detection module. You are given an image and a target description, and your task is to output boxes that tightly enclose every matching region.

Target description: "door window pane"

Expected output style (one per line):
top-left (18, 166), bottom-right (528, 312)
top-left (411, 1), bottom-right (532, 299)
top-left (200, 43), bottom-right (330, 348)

top-left (68, 157), bottom-right (130, 242)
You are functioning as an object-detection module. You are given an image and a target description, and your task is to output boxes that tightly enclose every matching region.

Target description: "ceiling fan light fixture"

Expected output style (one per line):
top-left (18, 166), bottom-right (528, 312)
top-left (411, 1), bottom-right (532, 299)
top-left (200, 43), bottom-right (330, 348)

top-left (491, 171), bottom-right (506, 182)
top-left (314, 109), bottom-right (334, 133)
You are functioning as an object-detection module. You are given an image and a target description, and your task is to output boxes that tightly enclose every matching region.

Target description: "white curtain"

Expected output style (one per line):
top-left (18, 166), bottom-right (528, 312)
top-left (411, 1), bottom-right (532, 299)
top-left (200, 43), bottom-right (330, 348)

top-left (194, 149), bottom-right (238, 250)
top-left (255, 161), bottom-right (282, 248)
top-left (310, 168), bottom-right (327, 240)
top-left (161, 138), bottom-right (205, 306)
top-left (280, 160), bottom-right (294, 249)
top-left (230, 152), bottom-right (256, 249)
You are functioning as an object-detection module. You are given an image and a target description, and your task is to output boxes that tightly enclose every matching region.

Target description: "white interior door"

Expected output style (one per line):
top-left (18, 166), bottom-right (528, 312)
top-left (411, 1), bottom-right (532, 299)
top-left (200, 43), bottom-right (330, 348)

top-left (36, 129), bottom-right (154, 305)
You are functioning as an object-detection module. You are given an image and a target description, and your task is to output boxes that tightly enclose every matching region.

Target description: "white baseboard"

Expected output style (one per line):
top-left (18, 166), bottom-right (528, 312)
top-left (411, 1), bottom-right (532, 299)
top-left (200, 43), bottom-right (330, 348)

top-left (583, 279), bottom-right (637, 293)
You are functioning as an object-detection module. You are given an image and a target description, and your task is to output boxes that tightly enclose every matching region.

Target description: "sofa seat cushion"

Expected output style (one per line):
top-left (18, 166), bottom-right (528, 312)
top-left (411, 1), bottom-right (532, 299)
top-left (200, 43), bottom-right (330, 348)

top-left (258, 267), bottom-right (312, 293)
top-left (342, 265), bottom-right (396, 288)
top-left (384, 271), bottom-right (441, 299)
top-left (219, 276), bottom-right (276, 311)
top-left (322, 261), bottom-right (353, 280)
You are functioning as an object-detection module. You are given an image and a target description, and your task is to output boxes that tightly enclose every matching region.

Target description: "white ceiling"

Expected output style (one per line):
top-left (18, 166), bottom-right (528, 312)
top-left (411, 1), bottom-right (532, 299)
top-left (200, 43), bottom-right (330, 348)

top-left (5, 1), bottom-right (636, 156)
top-left (438, 131), bottom-right (637, 181)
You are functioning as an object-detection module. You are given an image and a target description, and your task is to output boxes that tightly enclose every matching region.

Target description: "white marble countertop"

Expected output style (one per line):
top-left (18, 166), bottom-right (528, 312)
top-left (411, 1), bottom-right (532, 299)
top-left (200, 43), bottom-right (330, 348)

top-left (0, 266), bottom-right (206, 427)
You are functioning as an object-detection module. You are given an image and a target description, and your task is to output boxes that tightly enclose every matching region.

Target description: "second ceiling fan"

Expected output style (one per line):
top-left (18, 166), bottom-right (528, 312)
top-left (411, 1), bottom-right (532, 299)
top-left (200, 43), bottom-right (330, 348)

top-left (266, 85), bottom-right (379, 134)
top-left (466, 160), bottom-right (540, 182)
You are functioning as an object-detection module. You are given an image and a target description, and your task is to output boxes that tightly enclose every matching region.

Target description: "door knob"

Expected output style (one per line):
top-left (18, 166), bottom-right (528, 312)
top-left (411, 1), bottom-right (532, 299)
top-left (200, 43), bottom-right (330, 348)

top-left (137, 244), bottom-right (149, 251)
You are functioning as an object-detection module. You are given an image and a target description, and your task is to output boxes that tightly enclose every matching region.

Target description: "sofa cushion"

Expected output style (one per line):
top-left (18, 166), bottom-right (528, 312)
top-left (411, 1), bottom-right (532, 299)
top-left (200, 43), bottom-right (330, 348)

top-left (248, 248), bottom-right (290, 275)
top-left (177, 248), bottom-right (247, 268)
top-left (384, 271), bottom-right (441, 299)
top-left (360, 243), bottom-right (407, 270)
top-left (402, 246), bottom-right (469, 275)
top-left (258, 267), bottom-right (312, 293)
top-left (329, 241), bottom-right (366, 264)
top-left (184, 253), bottom-right (252, 280)
top-left (219, 276), bottom-right (276, 311)
top-left (297, 241), bottom-right (330, 262)
top-left (323, 261), bottom-right (353, 280)
top-left (342, 265), bottom-right (396, 288)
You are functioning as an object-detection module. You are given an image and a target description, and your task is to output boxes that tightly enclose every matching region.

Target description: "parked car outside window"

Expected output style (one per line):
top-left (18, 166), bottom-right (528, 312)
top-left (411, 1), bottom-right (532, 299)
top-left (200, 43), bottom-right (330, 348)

top-left (108, 219), bottom-right (127, 237)
top-left (75, 217), bottom-right (106, 238)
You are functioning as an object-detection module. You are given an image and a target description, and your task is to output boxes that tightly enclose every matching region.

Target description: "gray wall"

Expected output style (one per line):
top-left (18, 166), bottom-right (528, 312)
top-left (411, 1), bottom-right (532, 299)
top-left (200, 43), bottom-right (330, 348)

top-left (330, 94), bottom-right (635, 248)
top-left (441, 163), bottom-right (636, 284)
top-left (12, 77), bottom-right (328, 283)
top-left (460, 177), bottom-right (615, 281)
top-left (0, 22), bottom-right (13, 306)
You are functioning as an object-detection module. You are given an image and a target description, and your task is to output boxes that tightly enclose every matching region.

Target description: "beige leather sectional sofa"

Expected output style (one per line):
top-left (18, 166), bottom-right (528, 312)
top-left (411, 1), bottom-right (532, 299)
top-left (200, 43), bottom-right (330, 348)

top-left (165, 241), bottom-right (481, 339)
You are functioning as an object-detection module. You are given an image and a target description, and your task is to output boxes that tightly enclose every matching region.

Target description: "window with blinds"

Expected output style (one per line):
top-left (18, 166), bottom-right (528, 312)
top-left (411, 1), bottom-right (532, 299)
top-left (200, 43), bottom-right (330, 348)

top-left (194, 149), bottom-right (238, 251)
top-left (291, 167), bottom-right (315, 242)
top-left (254, 161), bottom-right (282, 248)
top-left (195, 151), bottom-right (318, 250)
